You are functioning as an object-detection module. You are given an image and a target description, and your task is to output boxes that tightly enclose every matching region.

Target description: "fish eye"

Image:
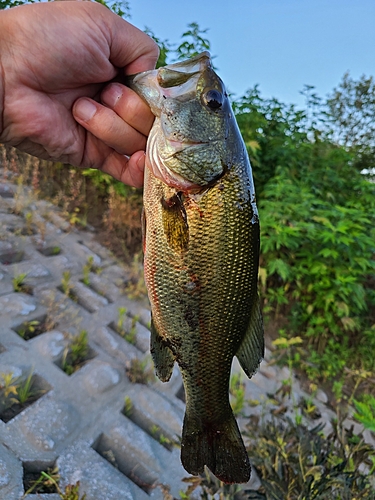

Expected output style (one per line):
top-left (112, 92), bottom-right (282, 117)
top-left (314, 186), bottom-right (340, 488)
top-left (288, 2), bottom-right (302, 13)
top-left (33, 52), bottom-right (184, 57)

top-left (203, 89), bottom-right (223, 110)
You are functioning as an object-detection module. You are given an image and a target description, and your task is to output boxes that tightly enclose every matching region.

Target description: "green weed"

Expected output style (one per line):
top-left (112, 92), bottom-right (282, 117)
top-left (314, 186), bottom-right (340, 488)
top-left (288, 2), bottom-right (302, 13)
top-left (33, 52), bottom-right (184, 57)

top-left (61, 330), bottom-right (89, 375)
top-left (116, 307), bottom-right (139, 345)
top-left (150, 424), bottom-right (173, 448)
top-left (23, 466), bottom-right (60, 497)
top-left (17, 319), bottom-right (40, 339)
top-left (82, 256), bottom-right (94, 286)
top-left (229, 373), bottom-right (246, 417)
top-left (61, 271), bottom-right (72, 296)
top-left (123, 395), bottom-right (133, 417)
top-left (126, 358), bottom-right (154, 385)
top-left (24, 211), bottom-right (34, 235)
top-left (23, 467), bottom-right (86, 500)
top-left (12, 272), bottom-right (29, 293)
top-left (14, 371), bottom-right (36, 405)
top-left (0, 371), bottom-right (18, 399)
top-left (353, 395), bottom-right (375, 434)
top-left (245, 412), bottom-right (375, 499)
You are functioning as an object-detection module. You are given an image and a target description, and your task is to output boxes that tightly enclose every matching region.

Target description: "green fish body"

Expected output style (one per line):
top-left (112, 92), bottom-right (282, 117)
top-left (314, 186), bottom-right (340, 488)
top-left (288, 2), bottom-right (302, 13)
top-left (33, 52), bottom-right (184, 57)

top-left (128, 52), bottom-right (264, 484)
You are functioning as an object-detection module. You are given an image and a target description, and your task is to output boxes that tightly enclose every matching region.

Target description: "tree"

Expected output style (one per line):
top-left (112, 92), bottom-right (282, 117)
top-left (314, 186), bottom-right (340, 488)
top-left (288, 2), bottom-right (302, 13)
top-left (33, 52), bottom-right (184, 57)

top-left (326, 72), bottom-right (375, 175)
top-left (327, 72), bottom-right (375, 148)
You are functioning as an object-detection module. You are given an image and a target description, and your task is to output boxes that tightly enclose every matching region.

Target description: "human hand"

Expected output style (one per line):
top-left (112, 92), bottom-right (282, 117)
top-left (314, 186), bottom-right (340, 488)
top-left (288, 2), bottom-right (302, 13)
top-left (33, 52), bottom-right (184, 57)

top-left (0, 1), bottom-right (158, 187)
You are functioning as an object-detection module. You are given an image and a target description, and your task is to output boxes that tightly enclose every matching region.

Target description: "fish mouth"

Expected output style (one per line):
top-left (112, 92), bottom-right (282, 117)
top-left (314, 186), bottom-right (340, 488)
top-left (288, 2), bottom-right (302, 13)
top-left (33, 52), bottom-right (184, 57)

top-left (125, 52), bottom-right (212, 116)
top-left (166, 139), bottom-right (208, 153)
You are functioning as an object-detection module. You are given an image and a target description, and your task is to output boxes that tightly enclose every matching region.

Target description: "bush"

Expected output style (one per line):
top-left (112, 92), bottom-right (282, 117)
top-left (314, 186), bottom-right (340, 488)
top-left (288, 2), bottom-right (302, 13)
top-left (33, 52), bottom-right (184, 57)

top-left (245, 413), bottom-right (375, 499)
top-left (259, 159), bottom-right (375, 379)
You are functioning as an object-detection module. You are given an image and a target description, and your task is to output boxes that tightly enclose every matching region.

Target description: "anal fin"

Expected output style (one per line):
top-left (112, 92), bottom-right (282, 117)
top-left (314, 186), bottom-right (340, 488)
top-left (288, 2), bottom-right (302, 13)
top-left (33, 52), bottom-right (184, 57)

top-left (236, 294), bottom-right (264, 378)
top-left (150, 317), bottom-right (175, 382)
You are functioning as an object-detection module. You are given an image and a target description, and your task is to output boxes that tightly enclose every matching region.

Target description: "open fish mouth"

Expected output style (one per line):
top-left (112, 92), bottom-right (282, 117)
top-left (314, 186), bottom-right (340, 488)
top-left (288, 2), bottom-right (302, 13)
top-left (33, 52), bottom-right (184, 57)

top-left (166, 139), bottom-right (209, 152)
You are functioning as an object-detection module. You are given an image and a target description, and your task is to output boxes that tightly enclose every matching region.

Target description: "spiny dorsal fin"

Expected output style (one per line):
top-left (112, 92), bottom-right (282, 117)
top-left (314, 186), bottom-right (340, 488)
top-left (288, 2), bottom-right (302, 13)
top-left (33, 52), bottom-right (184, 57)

top-left (150, 317), bottom-right (175, 382)
top-left (236, 294), bottom-right (264, 378)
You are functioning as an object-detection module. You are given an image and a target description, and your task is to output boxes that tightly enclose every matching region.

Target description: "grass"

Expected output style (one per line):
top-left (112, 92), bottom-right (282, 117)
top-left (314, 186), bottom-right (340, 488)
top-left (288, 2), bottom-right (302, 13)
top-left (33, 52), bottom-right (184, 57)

top-left (229, 373), bottom-right (246, 417)
top-left (245, 413), bottom-right (375, 499)
top-left (12, 272), bottom-right (28, 292)
top-left (22, 467), bottom-right (86, 500)
top-left (82, 256), bottom-right (94, 286)
top-left (61, 330), bottom-right (90, 375)
top-left (23, 466), bottom-right (60, 496)
top-left (0, 370), bottom-right (46, 423)
top-left (15, 371), bottom-right (36, 405)
top-left (115, 307), bottom-right (139, 345)
top-left (15, 316), bottom-right (56, 340)
top-left (126, 357), bottom-right (155, 385)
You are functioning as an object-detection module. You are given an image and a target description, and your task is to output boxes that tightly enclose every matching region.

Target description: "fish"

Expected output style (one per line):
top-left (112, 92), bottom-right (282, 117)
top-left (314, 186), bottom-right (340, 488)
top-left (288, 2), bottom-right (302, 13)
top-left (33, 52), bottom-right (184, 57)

top-left (127, 52), bottom-right (264, 484)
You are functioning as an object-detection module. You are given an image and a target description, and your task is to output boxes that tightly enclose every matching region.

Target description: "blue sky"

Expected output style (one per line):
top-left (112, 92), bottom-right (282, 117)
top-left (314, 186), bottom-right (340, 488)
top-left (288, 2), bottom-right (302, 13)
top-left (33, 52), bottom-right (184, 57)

top-left (129, 0), bottom-right (375, 108)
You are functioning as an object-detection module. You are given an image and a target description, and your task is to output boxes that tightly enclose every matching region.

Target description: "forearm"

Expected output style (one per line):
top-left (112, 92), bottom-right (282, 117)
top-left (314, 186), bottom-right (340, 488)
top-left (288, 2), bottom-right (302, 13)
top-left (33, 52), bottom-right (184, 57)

top-left (0, 11), bottom-right (6, 140)
top-left (0, 7), bottom-right (18, 144)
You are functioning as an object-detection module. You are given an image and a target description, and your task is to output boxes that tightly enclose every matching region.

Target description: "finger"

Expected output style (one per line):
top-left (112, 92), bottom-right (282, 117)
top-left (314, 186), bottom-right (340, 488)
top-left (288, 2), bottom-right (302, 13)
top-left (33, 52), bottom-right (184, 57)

top-left (101, 84), bottom-right (154, 137)
top-left (74, 128), bottom-right (145, 188)
top-left (101, 150), bottom-right (145, 188)
top-left (73, 97), bottom-right (147, 156)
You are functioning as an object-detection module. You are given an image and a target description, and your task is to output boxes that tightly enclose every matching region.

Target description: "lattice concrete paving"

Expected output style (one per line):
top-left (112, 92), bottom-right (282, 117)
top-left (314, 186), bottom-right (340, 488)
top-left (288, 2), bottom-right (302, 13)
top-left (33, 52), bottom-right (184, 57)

top-left (0, 178), bottom-right (191, 499)
top-left (1, 173), bottom-right (373, 499)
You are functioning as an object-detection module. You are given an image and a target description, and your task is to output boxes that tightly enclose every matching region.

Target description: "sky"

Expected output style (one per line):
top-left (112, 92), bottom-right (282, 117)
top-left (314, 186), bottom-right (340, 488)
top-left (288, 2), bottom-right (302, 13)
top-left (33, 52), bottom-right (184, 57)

top-left (128, 0), bottom-right (375, 108)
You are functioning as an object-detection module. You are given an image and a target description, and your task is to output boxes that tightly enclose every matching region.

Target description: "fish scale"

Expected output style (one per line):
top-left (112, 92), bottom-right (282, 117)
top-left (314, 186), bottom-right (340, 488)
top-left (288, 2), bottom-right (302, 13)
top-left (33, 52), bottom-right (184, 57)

top-left (128, 52), bottom-right (264, 484)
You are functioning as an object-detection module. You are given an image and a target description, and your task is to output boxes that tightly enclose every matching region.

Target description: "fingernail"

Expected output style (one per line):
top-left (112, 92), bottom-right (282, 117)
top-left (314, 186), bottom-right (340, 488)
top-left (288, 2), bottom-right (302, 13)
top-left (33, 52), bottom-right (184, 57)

top-left (101, 83), bottom-right (123, 108)
top-left (137, 152), bottom-right (146, 167)
top-left (74, 99), bottom-right (97, 122)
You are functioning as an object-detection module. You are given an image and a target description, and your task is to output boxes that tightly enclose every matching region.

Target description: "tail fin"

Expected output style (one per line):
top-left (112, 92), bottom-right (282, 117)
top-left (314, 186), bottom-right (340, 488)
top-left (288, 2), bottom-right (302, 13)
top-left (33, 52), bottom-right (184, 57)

top-left (180, 409), bottom-right (250, 484)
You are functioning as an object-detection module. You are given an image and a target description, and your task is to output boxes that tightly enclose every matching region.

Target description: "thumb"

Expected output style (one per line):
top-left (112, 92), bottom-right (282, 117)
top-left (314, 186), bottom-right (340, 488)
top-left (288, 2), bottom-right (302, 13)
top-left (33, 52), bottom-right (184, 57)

top-left (103, 9), bottom-right (159, 74)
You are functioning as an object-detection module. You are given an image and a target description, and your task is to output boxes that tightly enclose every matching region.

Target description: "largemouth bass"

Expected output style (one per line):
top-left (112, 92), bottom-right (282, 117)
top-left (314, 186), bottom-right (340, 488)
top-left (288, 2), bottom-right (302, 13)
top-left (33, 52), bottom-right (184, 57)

top-left (127, 52), bottom-right (264, 484)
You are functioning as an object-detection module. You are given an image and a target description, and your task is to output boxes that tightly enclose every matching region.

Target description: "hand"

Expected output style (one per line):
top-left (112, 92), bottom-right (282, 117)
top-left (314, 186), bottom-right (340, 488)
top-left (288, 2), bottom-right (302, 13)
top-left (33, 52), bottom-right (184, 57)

top-left (0, 1), bottom-right (158, 187)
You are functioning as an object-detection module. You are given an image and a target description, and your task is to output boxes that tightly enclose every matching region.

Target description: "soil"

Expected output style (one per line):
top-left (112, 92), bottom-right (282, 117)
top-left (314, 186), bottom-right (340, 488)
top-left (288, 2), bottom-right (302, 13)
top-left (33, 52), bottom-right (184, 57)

top-left (0, 394), bottom-right (40, 423)
top-left (23, 469), bottom-right (59, 494)
top-left (16, 317), bottom-right (56, 341)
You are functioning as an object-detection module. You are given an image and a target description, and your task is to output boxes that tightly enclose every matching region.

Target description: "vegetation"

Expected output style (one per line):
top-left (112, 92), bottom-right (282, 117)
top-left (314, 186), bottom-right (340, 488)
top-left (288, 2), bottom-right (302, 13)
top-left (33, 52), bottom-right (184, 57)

top-left (82, 256), bottom-right (96, 286)
top-left (0, 370), bottom-right (45, 423)
top-left (115, 306), bottom-right (139, 344)
top-left (229, 373), bottom-right (246, 417)
top-left (126, 357), bottom-right (155, 385)
top-left (12, 272), bottom-right (27, 292)
top-left (15, 316), bottom-right (55, 340)
top-left (353, 395), bottom-right (375, 434)
top-left (61, 330), bottom-right (90, 375)
top-left (245, 413), bottom-right (375, 499)
top-left (23, 466), bottom-right (60, 496)
top-left (23, 466), bottom-right (86, 500)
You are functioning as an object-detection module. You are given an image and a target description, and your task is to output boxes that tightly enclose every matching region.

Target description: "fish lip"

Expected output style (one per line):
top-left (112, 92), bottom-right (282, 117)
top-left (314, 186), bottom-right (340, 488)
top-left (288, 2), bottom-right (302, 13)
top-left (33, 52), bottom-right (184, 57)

top-left (166, 139), bottom-right (209, 153)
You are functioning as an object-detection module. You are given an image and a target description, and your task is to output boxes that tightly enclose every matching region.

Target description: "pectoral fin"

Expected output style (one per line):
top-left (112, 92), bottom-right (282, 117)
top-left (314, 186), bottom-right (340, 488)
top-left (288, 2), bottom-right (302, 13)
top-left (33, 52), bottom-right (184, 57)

top-left (161, 193), bottom-right (189, 253)
top-left (150, 317), bottom-right (175, 382)
top-left (236, 295), bottom-right (264, 378)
